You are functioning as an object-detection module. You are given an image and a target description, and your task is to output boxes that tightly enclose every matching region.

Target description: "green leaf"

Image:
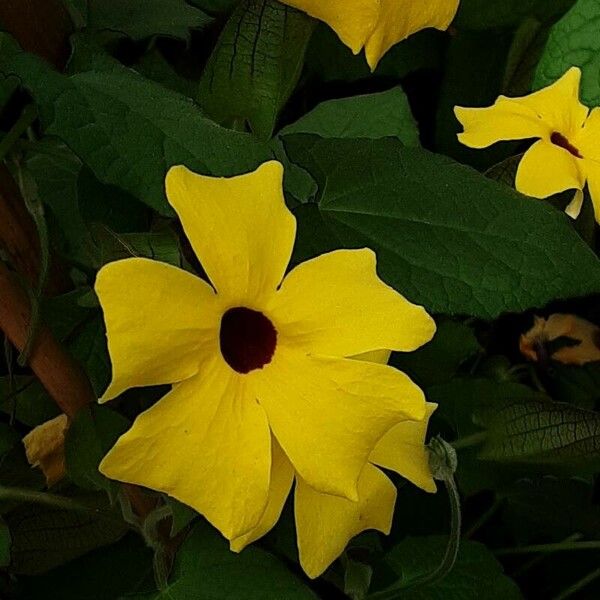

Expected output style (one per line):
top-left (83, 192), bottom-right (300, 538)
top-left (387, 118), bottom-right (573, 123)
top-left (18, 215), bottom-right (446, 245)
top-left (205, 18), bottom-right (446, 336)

top-left (375, 536), bottom-right (522, 599)
top-left (478, 395), bottom-right (600, 469)
top-left (198, 0), bottom-right (314, 139)
top-left (0, 33), bottom-right (270, 214)
top-left (535, 0), bottom-right (600, 106)
top-left (64, 405), bottom-right (129, 494)
top-left (281, 87), bottom-right (419, 146)
top-left (284, 135), bottom-right (600, 318)
top-left (5, 497), bottom-right (128, 575)
top-left (136, 520), bottom-right (318, 599)
top-left (0, 518), bottom-right (10, 568)
top-left (64, 0), bottom-right (212, 41)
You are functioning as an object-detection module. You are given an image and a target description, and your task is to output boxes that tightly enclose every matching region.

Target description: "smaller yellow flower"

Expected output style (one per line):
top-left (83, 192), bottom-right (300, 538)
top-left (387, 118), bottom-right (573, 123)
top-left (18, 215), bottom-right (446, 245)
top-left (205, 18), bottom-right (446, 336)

top-left (455, 67), bottom-right (600, 222)
top-left (280, 0), bottom-right (459, 70)
top-left (230, 351), bottom-right (437, 579)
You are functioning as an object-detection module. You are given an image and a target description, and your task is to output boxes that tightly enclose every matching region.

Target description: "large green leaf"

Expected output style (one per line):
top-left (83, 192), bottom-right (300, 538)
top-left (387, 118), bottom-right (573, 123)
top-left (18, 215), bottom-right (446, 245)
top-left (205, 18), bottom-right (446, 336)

top-left (535, 0), bottom-right (600, 106)
top-left (0, 34), bottom-right (270, 214)
top-left (64, 0), bottom-right (212, 41)
top-left (5, 497), bottom-right (128, 575)
top-left (198, 0), bottom-right (314, 139)
top-left (374, 536), bottom-right (522, 599)
top-left (285, 135), bottom-right (600, 318)
top-left (135, 521), bottom-right (318, 599)
top-left (281, 87), bottom-right (419, 146)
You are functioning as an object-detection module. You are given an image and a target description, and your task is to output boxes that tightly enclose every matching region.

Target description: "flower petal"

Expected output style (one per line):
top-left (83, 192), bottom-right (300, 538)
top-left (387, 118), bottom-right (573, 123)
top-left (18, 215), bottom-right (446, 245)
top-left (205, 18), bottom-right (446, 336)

top-left (576, 107), bottom-right (600, 162)
top-left (252, 346), bottom-right (426, 501)
top-left (515, 140), bottom-right (584, 200)
top-left (280, 0), bottom-right (379, 55)
top-left (455, 100), bottom-right (551, 149)
top-left (99, 358), bottom-right (271, 540)
top-left (165, 161), bottom-right (296, 305)
top-left (271, 249), bottom-right (435, 357)
top-left (96, 258), bottom-right (220, 401)
top-left (365, 0), bottom-right (459, 70)
top-left (295, 464), bottom-right (396, 579)
top-left (230, 438), bottom-right (294, 553)
top-left (370, 402), bottom-right (438, 493)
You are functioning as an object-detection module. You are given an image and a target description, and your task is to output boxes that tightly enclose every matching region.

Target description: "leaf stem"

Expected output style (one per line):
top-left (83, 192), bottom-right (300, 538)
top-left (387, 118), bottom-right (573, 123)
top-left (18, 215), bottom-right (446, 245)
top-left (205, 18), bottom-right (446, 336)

top-left (495, 541), bottom-right (600, 556)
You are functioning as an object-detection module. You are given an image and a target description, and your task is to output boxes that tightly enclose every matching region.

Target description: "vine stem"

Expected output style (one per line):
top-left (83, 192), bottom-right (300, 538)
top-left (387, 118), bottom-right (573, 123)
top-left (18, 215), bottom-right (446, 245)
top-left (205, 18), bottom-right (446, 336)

top-left (0, 104), bottom-right (37, 163)
top-left (368, 438), bottom-right (462, 599)
top-left (495, 541), bottom-right (600, 556)
top-left (553, 567), bottom-right (600, 600)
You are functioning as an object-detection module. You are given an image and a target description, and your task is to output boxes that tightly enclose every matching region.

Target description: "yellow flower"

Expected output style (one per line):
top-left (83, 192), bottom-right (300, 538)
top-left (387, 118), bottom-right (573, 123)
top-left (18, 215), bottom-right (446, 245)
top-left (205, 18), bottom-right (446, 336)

top-left (455, 67), bottom-right (600, 222)
top-left (280, 0), bottom-right (459, 70)
top-left (96, 161), bottom-right (436, 543)
top-left (23, 414), bottom-right (68, 487)
top-left (230, 346), bottom-right (437, 579)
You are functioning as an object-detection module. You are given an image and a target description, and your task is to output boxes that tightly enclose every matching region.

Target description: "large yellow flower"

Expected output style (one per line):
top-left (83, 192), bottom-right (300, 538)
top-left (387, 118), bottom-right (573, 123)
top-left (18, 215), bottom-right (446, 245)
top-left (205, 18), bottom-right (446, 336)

top-left (96, 161), bottom-right (436, 543)
top-left (280, 0), bottom-right (460, 70)
top-left (455, 67), bottom-right (600, 222)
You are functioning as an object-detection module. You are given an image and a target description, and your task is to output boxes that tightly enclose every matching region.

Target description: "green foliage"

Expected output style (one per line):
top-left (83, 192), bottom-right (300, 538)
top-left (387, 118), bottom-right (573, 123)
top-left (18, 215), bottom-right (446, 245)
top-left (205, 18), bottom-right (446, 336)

top-left (0, 33), bottom-right (270, 214)
top-left (198, 0), bottom-right (314, 139)
top-left (285, 135), bottom-right (600, 318)
top-left (535, 0), bottom-right (600, 105)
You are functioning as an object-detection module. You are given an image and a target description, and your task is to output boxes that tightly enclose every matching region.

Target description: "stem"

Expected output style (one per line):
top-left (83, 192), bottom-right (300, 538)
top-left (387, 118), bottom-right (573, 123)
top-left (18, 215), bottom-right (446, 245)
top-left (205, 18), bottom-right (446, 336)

top-left (451, 431), bottom-right (487, 450)
top-left (0, 485), bottom-right (128, 527)
top-left (369, 442), bottom-right (462, 599)
top-left (553, 567), bottom-right (600, 600)
top-left (0, 104), bottom-right (37, 163)
top-left (511, 533), bottom-right (582, 578)
top-left (496, 541), bottom-right (600, 556)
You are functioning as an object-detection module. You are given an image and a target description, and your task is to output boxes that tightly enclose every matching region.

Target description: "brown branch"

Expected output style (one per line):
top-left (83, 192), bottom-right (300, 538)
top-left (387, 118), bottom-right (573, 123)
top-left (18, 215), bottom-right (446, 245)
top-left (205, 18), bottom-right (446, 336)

top-left (0, 261), bottom-right (92, 417)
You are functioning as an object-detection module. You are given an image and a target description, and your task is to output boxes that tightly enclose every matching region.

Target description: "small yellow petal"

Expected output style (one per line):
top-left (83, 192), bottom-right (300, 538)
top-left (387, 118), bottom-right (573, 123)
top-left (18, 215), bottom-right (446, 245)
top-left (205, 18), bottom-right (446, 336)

top-left (370, 403), bottom-right (438, 493)
top-left (96, 258), bottom-right (220, 401)
top-left (165, 161), bottom-right (296, 305)
top-left (515, 140), bottom-right (584, 200)
top-left (230, 438), bottom-right (294, 552)
top-left (252, 345), bottom-right (426, 501)
top-left (100, 358), bottom-right (271, 540)
top-left (23, 415), bottom-right (68, 487)
top-left (365, 0), bottom-right (459, 70)
top-left (271, 249), bottom-right (435, 358)
top-left (280, 0), bottom-right (379, 55)
top-left (576, 107), bottom-right (600, 162)
top-left (295, 464), bottom-right (396, 579)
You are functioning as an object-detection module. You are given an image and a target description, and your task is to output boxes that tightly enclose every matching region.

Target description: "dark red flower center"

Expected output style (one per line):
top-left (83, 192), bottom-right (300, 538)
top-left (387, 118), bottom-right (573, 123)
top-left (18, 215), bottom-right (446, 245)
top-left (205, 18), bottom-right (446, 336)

top-left (219, 307), bottom-right (277, 374)
top-left (550, 132), bottom-right (582, 158)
